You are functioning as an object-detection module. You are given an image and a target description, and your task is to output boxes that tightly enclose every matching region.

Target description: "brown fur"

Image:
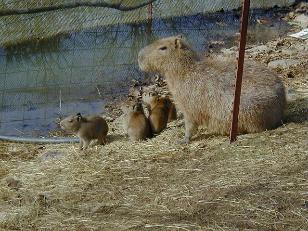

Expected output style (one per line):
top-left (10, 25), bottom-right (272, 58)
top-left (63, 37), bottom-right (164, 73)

top-left (123, 101), bottom-right (152, 141)
top-left (142, 88), bottom-right (177, 123)
top-left (60, 113), bottom-right (108, 150)
top-left (142, 93), bottom-right (168, 134)
top-left (138, 36), bottom-right (286, 143)
top-left (165, 95), bottom-right (177, 122)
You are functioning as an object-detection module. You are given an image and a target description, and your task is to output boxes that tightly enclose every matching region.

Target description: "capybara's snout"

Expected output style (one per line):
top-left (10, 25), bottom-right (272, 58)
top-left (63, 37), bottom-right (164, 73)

top-left (138, 48), bottom-right (145, 68)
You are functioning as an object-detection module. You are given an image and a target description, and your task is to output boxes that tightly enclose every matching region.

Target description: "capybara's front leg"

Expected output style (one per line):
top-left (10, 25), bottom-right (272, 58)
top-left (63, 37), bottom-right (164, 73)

top-left (184, 118), bottom-right (197, 143)
top-left (79, 139), bottom-right (84, 150)
top-left (178, 117), bottom-right (197, 144)
top-left (82, 139), bottom-right (90, 150)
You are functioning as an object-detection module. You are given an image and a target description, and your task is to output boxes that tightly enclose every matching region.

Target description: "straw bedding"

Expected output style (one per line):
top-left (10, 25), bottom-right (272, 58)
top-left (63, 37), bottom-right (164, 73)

top-left (1, 23), bottom-right (308, 231)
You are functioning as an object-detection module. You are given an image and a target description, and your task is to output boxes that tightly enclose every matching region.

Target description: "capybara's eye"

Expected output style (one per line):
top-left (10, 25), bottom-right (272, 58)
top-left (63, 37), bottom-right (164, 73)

top-left (159, 46), bottom-right (167, 50)
top-left (69, 119), bottom-right (73, 123)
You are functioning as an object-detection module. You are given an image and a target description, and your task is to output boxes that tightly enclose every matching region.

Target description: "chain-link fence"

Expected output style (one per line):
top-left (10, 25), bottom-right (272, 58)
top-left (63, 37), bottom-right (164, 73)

top-left (0, 0), bottom-right (295, 137)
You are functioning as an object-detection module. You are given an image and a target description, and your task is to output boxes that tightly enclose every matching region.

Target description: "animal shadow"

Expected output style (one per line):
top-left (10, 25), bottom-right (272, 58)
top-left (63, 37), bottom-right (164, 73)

top-left (192, 132), bottom-right (216, 142)
top-left (284, 98), bottom-right (308, 123)
top-left (107, 134), bottom-right (126, 143)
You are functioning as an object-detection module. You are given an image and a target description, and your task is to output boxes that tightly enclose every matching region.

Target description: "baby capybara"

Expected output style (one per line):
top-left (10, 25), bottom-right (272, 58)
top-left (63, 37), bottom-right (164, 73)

top-left (142, 88), bottom-right (177, 123)
top-left (142, 92), bottom-right (169, 134)
top-left (122, 101), bottom-right (152, 141)
top-left (60, 113), bottom-right (108, 149)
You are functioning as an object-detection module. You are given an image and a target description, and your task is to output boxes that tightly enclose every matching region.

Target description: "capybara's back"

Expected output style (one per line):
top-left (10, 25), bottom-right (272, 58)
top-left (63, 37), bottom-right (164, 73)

top-left (80, 116), bottom-right (109, 139)
top-left (138, 36), bottom-right (286, 142)
top-left (191, 56), bottom-right (286, 135)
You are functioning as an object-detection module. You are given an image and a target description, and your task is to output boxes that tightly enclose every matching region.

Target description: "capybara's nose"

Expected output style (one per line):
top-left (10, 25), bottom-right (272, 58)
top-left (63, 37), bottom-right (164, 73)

top-left (59, 121), bottom-right (64, 129)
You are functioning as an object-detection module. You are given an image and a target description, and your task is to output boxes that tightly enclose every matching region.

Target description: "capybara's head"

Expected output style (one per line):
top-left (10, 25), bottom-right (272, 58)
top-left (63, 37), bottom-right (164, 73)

top-left (138, 35), bottom-right (198, 74)
top-left (142, 88), bottom-right (158, 105)
top-left (132, 101), bottom-right (144, 113)
top-left (155, 97), bottom-right (168, 108)
top-left (60, 113), bottom-right (84, 133)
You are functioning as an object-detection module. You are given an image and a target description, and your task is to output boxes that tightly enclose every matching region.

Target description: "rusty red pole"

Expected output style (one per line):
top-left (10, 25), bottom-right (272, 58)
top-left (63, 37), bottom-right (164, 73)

top-left (230, 0), bottom-right (250, 143)
top-left (147, 2), bottom-right (153, 33)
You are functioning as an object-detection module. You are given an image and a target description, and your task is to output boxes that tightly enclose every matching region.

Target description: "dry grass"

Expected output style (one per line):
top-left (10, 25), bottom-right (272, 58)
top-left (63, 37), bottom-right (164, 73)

top-left (0, 102), bottom-right (307, 230)
top-left (1, 28), bottom-right (308, 231)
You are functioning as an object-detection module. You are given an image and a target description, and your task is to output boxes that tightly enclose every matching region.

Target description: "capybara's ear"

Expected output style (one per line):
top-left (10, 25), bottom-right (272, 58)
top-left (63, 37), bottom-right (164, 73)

top-left (76, 113), bottom-right (82, 121)
top-left (139, 87), bottom-right (143, 95)
top-left (175, 36), bottom-right (185, 49)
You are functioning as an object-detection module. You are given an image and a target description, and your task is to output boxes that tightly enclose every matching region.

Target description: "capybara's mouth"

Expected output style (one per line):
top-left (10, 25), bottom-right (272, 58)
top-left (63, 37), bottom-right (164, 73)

top-left (138, 62), bottom-right (145, 71)
top-left (138, 59), bottom-right (154, 73)
top-left (59, 124), bottom-right (66, 130)
top-left (60, 125), bottom-right (74, 134)
top-left (138, 49), bottom-right (147, 71)
top-left (137, 57), bottom-right (144, 71)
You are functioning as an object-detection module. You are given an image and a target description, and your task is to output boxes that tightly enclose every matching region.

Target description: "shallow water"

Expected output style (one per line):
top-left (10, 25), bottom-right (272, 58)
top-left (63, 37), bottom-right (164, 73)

top-left (0, 9), bottom-right (291, 137)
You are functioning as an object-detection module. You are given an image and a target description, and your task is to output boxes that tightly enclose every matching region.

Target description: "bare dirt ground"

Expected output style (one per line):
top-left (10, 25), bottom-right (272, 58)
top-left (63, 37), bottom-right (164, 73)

top-left (1, 4), bottom-right (308, 231)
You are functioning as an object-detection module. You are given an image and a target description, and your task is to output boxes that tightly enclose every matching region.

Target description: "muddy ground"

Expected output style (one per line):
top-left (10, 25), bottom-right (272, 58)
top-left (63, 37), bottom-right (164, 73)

top-left (1, 3), bottom-right (308, 231)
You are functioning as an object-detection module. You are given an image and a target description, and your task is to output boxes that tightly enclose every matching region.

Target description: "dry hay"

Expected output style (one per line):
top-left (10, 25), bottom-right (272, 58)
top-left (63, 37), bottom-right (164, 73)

top-left (0, 104), bottom-right (308, 231)
top-left (1, 30), bottom-right (308, 231)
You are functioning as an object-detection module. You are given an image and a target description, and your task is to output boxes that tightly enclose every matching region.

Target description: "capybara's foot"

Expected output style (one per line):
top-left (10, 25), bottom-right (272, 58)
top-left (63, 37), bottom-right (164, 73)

top-left (176, 137), bottom-right (190, 145)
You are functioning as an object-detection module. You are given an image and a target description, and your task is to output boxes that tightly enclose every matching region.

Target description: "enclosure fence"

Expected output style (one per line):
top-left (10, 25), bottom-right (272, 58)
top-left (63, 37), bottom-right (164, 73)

top-left (0, 0), bottom-right (296, 139)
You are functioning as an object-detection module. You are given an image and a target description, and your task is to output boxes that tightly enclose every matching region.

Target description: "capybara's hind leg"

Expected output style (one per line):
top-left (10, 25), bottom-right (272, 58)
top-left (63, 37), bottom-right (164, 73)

top-left (98, 136), bottom-right (107, 145)
top-left (79, 139), bottom-right (84, 150)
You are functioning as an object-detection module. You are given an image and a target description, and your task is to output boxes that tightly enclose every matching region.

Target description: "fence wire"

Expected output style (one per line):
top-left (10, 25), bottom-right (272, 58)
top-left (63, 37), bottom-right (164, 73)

top-left (0, 0), bottom-right (295, 137)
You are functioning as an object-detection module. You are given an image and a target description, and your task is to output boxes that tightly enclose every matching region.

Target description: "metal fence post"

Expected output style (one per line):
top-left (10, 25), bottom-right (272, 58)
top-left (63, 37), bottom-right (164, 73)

top-left (230, 0), bottom-right (250, 143)
top-left (146, 2), bottom-right (153, 34)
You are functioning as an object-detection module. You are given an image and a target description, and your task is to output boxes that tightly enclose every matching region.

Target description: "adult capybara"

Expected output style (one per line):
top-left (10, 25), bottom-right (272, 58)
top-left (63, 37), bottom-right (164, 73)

top-left (138, 35), bottom-right (286, 143)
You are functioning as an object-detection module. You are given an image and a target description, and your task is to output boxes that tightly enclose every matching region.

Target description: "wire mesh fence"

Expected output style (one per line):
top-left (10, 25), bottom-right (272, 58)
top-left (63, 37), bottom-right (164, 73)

top-left (0, 0), bottom-right (295, 137)
top-left (0, 0), bottom-right (295, 45)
